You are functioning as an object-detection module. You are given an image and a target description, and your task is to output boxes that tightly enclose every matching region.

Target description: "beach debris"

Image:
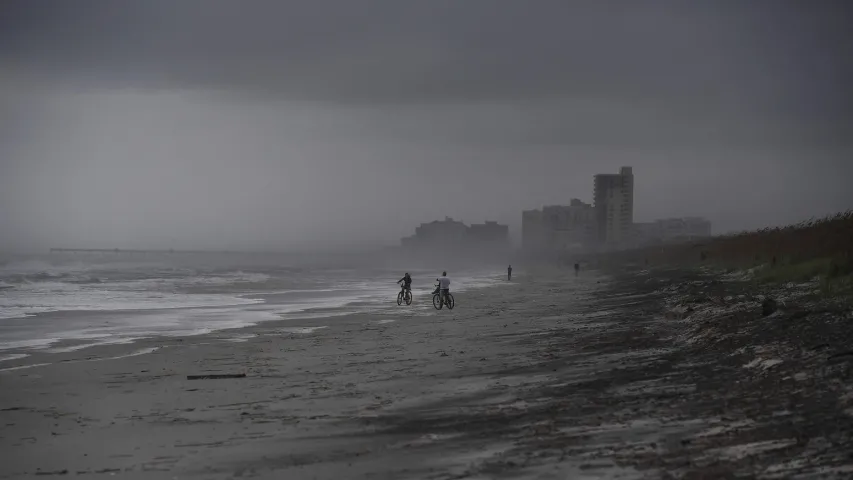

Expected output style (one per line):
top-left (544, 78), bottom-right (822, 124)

top-left (34, 469), bottom-right (68, 476)
top-left (827, 351), bottom-right (853, 364)
top-left (186, 373), bottom-right (246, 380)
top-left (761, 298), bottom-right (778, 317)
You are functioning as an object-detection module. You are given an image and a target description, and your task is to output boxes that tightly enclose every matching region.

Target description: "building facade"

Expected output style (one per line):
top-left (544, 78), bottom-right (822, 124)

top-left (593, 166), bottom-right (634, 248)
top-left (468, 221), bottom-right (510, 247)
top-left (522, 199), bottom-right (596, 252)
top-left (401, 217), bottom-right (510, 249)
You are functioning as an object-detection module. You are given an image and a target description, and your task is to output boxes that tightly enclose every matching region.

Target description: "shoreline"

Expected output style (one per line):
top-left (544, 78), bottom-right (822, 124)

top-left (2, 267), bottom-right (852, 478)
top-left (0, 268), bottom-right (506, 364)
top-left (0, 274), bottom-right (510, 372)
top-left (0, 271), bottom-right (505, 369)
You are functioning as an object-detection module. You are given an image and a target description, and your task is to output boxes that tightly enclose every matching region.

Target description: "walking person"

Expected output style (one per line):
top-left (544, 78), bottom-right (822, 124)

top-left (574, 262), bottom-right (580, 277)
top-left (507, 264), bottom-right (512, 281)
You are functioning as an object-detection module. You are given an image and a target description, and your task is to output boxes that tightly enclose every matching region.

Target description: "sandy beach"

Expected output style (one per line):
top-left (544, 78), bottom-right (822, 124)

top-left (2, 267), bottom-right (853, 479)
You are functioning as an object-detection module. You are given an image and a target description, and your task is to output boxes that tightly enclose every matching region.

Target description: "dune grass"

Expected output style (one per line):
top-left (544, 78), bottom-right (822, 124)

top-left (753, 257), bottom-right (837, 284)
top-left (592, 210), bottom-right (853, 298)
top-left (751, 256), bottom-right (853, 296)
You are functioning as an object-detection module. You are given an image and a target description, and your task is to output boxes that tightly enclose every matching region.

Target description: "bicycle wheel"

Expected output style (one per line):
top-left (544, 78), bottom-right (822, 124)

top-left (432, 294), bottom-right (443, 310)
top-left (397, 291), bottom-right (404, 306)
top-left (404, 290), bottom-right (413, 305)
top-left (445, 293), bottom-right (455, 310)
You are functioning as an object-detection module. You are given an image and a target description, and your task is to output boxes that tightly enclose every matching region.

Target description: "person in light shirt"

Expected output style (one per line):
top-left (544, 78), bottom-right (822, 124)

top-left (434, 271), bottom-right (451, 304)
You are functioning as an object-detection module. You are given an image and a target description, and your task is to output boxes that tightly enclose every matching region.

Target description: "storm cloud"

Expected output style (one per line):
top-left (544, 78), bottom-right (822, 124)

top-left (1, 1), bottom-right (851, 251)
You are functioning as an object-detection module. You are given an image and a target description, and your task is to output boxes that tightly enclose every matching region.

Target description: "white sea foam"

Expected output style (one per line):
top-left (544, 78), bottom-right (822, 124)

top-left (45, 337), bottom-right (142, 354)
top-left (0, 353), bottom-right (28, 362)
top-left (0, 307), bottom-right (281, 352)
top-left (0, 337), bottom-right (62, 351)
top-left (0, 282), bottom-right (263, 320)
top-left (89, 347), bottom-right (161, 361)
top-left (284, 310), bottom-right (358, 321)
top-left (224, 333), bottom-right (256, 343)
top-left (0, 363), bottom-right (51, 373)
top-left (279, 326), bottom-right (329, 334)
top-left (0, 256), bottom-right (506, 354)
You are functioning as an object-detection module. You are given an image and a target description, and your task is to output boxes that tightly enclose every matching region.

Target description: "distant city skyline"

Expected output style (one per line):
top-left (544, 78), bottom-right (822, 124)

top-left (401, 217), bottom-right (510, 250)
top-left (520, 167), bottom-right (716, 252)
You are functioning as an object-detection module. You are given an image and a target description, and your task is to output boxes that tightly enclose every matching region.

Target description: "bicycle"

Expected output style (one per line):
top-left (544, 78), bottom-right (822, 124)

top-left (396, 285), bottom-right (413, 306)
top-left (432, 283), bottom-right (455, 310)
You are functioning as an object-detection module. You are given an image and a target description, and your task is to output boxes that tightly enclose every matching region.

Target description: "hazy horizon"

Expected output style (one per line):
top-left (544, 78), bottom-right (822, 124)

top-left (2, 1), bottom-right (851, 253)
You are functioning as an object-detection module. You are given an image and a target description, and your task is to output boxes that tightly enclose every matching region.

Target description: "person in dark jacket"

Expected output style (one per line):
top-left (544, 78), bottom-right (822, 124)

top-left (397, 273), bottom-right (412, 292)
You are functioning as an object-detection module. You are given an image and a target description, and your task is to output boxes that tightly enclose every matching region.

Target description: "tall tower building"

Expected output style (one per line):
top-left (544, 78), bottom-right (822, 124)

top-left (593, 166), bottom-right (634, 247)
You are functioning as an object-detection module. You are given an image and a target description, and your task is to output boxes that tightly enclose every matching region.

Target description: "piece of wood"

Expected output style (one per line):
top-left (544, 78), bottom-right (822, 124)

top-left (186, 373), bottom-right (246, 380)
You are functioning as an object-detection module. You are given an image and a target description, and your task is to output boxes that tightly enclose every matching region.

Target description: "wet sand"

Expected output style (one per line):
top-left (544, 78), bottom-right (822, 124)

top-left (1, 268), bottom-right (852, 479)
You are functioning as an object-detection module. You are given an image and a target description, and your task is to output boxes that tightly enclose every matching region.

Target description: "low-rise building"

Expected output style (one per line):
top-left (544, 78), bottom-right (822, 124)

top-left (522, 199), bottom-right (596, 252)
top-left (401, 217), bottom-right (510, 250)
top-left (468, 221), bottom-right (510, 247)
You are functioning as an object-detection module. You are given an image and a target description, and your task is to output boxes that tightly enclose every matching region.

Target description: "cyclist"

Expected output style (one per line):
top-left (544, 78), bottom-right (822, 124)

top-left (434, 271), bottom-right (451, 305)
top-left (397, 272), bottom-right (412, 293)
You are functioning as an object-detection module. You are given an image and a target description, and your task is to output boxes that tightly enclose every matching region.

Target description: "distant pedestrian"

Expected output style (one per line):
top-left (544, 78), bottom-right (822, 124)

top-left (507, 265), bottom-right (512, 281)
top-left (574, 262), bottom-right (580, 276)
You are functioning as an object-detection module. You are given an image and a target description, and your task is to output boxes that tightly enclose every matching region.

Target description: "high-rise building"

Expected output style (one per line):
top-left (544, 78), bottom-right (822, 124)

top-left (593, 166), bottom-right (634, 247)
top-left (543, 200), bottom-right (597, 250)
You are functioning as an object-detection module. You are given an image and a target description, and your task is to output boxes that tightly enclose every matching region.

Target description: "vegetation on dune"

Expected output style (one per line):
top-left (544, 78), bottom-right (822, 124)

top-left (598, 210), bottom-right (853, 295)
top-left (751, 256), bottom-right (853, 296)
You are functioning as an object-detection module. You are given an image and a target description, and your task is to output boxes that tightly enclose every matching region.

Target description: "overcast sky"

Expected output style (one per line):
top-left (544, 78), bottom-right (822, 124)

top-left (1, 0), bottom-right (851, 252)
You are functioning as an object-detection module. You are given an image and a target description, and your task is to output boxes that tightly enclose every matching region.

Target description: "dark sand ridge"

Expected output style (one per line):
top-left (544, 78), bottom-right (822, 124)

top-left (1, 267), bottom-right (852, 479)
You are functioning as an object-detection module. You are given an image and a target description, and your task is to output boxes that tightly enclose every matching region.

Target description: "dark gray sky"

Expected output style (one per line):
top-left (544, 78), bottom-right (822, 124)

top-left (1, 0), bottom-right (851, 252)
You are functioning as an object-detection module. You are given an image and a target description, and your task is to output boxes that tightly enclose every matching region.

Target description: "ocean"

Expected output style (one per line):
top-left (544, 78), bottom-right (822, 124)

top-left (0, 252), bottom-right (505, 360)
